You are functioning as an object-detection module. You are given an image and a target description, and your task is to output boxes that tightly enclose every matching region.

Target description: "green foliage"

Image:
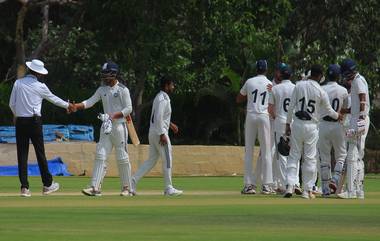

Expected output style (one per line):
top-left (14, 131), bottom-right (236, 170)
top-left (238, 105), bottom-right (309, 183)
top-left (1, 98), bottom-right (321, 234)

top-left (1, 0), bottom-right (380, 145)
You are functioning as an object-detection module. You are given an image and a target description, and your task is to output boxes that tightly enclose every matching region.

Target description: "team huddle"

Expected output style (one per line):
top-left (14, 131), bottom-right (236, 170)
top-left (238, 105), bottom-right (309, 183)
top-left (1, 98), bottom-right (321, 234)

top-left (9, 58), bottom-right (369, 199)
top-left (237, 59), bottom-right (369, 199)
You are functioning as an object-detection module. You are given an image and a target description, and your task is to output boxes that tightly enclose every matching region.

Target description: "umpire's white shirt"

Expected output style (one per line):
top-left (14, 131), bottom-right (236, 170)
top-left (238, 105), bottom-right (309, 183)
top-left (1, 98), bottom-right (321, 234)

top-left (269, 79), bottom-right (295, 122)
top-left (149, 91), bottom-right (171, 135)
top-left (240, 75), bottom-right (271, 114)
top-left (350, 73), bottom-right (370, 120)
top-left (286, 79), bottom-right (338, 124)
top-left (82, 81), bottom-right (132, 123)
top-left (9, 74), bottom-right (69, 117)
top-left (320, 81), bottom-right (349, 118)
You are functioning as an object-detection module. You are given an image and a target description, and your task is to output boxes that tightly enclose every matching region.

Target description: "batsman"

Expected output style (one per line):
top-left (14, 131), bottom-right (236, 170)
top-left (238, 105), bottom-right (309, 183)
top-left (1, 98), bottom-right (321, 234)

top-left (72, 61), bottom-right (134, 196)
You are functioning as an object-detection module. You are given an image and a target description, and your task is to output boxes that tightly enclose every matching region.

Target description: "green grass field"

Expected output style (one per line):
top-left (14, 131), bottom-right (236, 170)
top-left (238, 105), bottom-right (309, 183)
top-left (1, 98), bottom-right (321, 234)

top-left (0, 175), bottom-right (379, 241)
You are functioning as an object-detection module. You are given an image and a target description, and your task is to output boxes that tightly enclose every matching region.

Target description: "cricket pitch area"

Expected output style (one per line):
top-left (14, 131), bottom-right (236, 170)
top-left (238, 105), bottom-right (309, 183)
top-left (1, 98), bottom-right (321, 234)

top-left (0, 176), bottom-right (379, 241)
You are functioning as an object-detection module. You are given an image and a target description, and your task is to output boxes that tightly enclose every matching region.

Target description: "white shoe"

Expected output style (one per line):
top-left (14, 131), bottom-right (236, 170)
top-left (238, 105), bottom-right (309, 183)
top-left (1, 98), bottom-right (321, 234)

top-left (241, 185), bottom-right (256, 195)
top-left (82, 187), bottom-right (102, 197)
top-left (261, 185), bottom-right (272, 195)
top-left (164, 187), bottom-right (183, 196)
top-left (120, 186), bottom-right (134, 196)
top-left (301, 190), bottom-right (316, 199)
top-left (283, 185), bottom-right (293, 198)
top-left (20, 187), bottom-right (31, 197)
top-left (337, 191), bottom-right (357, 199)
top-left (43, 182), bottom-right (59, 195)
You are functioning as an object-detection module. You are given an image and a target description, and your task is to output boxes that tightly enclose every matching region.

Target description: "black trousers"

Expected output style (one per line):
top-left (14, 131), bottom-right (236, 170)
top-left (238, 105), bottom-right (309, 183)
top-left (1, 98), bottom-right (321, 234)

top-left (15, 117), bottom-right (52, 189)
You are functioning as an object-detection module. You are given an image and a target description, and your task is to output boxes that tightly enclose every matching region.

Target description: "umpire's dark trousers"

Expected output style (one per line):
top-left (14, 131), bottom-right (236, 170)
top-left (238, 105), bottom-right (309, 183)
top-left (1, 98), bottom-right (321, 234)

top-left (15, 117), bottom-right (52, 189)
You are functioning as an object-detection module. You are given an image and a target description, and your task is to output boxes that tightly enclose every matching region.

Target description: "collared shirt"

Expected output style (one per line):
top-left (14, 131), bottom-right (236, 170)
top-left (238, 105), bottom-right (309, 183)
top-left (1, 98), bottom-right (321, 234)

top-left (240, 74), bottom-right (271, 114)
top-left (269, 79), bottom-right (295, 122)
top-left (82, 81), bottom-right (132, 123)
top-left (320, 81), bottom-right (349, 118)
top-left (286, 79), bottom-right (338, 124)
top-left (9, 74), bottom-right (69, 117)
top-left (350, 73), bottom-right (370, 120)
top-left (149, 91), bottom-right (171, 135)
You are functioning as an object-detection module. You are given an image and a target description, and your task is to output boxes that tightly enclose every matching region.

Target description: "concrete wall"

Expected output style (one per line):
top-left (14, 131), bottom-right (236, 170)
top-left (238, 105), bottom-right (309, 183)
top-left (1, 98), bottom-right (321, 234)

top-left (0, 143), bottom-right (259, 176)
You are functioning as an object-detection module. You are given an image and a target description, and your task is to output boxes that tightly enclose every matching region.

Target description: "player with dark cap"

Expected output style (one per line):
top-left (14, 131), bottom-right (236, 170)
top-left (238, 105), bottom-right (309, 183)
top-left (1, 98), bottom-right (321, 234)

top-left (317, 64), bottom-right (349, 197)
top-left (337, 59), bottom-right (370, 199)
top-left (237, 59), bottom-right (274, 194)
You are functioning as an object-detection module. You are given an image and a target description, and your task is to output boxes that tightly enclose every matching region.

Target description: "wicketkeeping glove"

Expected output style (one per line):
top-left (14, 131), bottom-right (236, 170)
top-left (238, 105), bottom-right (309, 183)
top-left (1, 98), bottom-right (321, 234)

top-left (277, 136), bottom-right (290, 156)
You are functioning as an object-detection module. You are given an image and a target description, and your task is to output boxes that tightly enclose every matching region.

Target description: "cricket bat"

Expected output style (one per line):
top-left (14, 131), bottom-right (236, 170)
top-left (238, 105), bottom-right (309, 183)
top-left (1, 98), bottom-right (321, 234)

top-left (336, 162), bottom-right (347, 194)
top-left (126, 115), bottom-right (140, 146)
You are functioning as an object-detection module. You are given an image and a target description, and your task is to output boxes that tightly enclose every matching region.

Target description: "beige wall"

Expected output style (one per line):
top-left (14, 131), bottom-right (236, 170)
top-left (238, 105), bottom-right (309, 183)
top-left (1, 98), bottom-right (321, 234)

top-left (0, 143), bottom-right (259, 176)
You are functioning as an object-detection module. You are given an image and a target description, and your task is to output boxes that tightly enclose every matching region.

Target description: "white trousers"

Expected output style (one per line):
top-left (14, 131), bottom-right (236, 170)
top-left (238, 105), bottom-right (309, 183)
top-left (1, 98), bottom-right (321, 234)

top-left (346, 117), bottom-right (369, 194)
top-left (286, 120), bottom-right (318, 192)
top-left (318, 121), bottom-right (347, 194)
top-left (273, 119), bottom-right (289, 189)
top-left (244, 113), bottom-right (273, 186)
top-left (91, 122), bottom-right (132, 190)
top-left (133, 132), bottom-right (173, 189)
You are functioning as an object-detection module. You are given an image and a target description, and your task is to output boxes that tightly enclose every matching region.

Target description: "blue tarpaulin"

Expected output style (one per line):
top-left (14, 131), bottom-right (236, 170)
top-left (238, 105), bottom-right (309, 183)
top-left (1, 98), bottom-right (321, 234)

top-left (0, 157), bottom-right (72, 176)
top-left (0, 124), bottom-right (94, 143)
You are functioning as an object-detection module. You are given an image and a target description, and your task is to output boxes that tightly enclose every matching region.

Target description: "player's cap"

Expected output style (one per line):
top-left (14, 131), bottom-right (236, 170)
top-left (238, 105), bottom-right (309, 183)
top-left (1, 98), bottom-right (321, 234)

top-left (340, 59), bottom-right (356, 77)
top-left (101, 61), bottom-right (119, 73)
top-left (280, 63), bottom-right (292, 76)
top-left (327, 64), bottom-right (341, 80)
top-left (256, 59), bottom-right (268, 71)
top-left (275, 62), bottom-right (286, 70)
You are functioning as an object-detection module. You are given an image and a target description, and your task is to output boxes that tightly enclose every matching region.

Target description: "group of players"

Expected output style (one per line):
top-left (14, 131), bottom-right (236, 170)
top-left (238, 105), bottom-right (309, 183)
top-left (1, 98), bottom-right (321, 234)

top-left (10, 60), bottom-right (183, 197)
top-left (9, 58), bottom-right (369, 199)
top-left (238, 59), bottom-right (369, 199)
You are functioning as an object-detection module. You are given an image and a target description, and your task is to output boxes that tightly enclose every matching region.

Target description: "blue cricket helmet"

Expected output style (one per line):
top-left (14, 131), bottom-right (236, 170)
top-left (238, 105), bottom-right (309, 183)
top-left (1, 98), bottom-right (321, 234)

top-left (101, 61), bottom-right (119, 73)
top-left (340, 59), bottom-right (356, 77)
top-left (327, 64), bottom-right (341, 80)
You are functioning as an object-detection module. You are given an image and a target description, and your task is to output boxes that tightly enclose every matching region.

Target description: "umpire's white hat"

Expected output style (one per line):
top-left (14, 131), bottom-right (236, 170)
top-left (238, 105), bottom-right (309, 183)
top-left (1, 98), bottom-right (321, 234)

top-left (26, 59), bottom-right (48, 75)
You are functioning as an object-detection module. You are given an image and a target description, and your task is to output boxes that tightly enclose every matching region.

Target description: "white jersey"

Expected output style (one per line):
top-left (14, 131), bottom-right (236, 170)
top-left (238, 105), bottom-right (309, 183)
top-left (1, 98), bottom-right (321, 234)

top-left (350, 73), bottom-right (370, 120)
top-left (9, 74), bottom-right (69, 117)
top-left (149, 91), bottom-right (172, 135)
top-left (269, 79), bottom-right (295, 122)
top-left (286, 79), bottom-right (338, 124)
top-left (320, 82), bottom-right (349, 118)
top-left (82, 81), bottom-right (132, 123)
top-left (240, 75), bottom-right (271, 114)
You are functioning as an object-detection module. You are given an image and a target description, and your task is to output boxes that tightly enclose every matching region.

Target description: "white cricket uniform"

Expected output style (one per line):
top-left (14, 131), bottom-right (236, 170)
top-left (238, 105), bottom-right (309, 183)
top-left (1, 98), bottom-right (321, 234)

top-left (240, 75), bottom-right (273, 186)
top-left (133, 91), bottom-right (174, 189)
top-left (268, 79), bottom-right (295, 189)
top-left (255, 79), bottom-right (278, 188)
top-left (346, 73), bottom-right (370, 196)
top-left (317, 81), bottom-right (349, 194)
top-left (82, 81), bottom-right (133, 190)
top-left (286, 79), bottom-right (339, 192)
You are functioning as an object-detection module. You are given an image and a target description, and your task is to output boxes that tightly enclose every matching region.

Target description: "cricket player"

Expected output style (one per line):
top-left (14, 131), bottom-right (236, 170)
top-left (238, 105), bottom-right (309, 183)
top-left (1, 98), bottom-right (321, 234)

top-left (131, 75), bottom-right (183, 196)
top-left (337, 59), bottom-right (370, 199)
top-left (237, 59), bottom-right (273, 194)
top-left (268, 63), bottom-right (295, 193)
top-left (73, 61), bottom-right (134, 196)
top-left (317, 64), bottom-right (349, 197)
top-left (284, 64), bottom-right (342, 199)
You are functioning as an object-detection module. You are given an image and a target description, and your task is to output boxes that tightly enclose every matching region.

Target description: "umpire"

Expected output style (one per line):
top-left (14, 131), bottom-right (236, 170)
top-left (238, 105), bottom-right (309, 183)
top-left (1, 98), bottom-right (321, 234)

top-left (9, 59), bottom-right (72, 197)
